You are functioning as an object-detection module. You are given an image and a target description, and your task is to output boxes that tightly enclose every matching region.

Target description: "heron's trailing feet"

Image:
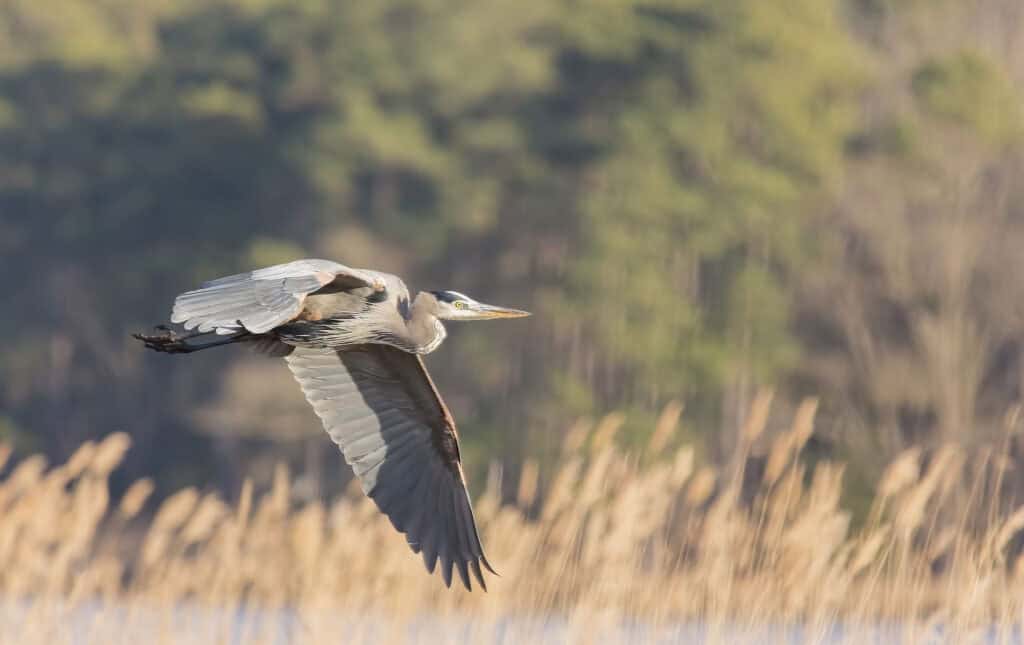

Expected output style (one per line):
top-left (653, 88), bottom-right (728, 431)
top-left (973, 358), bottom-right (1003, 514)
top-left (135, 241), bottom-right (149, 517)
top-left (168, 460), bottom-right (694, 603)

top-left (133, 326), bottom-right (246, 354)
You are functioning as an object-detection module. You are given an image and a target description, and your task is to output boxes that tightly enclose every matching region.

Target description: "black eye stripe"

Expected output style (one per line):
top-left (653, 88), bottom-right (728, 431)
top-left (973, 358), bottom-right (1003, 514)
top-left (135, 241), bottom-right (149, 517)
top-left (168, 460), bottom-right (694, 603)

top-left (430, 290), bottom-right (468, 304)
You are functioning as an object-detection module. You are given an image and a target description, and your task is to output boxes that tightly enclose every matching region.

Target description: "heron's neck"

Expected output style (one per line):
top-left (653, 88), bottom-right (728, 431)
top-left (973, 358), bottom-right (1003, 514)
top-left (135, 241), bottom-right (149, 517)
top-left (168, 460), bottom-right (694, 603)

top-left (406, 292), bottom-right (447, 354)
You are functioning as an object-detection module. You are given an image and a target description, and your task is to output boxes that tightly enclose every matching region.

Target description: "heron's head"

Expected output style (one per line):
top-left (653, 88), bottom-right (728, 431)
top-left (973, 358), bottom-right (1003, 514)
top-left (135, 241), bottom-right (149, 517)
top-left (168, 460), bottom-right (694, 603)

top-left (428, 290), bottom-right (531, 321)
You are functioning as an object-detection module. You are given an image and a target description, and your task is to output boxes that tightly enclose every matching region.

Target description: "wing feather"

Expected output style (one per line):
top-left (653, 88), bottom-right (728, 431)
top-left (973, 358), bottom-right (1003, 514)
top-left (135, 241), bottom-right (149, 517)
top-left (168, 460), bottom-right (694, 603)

top-left (285, 344), bottom-right (493, 590)
top-left (171, 259), bottom-right (385, 335)
top-left (420, 467), bottom-right (448, 572)
top-left (409, 463), bottom-right (443, 553)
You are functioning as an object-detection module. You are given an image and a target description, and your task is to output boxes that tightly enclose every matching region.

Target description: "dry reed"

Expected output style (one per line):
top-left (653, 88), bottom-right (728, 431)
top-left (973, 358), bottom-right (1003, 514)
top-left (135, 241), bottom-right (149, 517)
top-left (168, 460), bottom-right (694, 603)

top-left (1, 403), bottom-right (1023, 643)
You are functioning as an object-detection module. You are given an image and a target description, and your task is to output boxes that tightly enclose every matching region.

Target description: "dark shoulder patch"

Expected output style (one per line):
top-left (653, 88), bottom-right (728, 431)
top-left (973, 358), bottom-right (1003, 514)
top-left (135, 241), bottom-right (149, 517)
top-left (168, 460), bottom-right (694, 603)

top-left (366, 288), bottom-right (389, 304)
top-left (396, 295), bottom-right (412, 320)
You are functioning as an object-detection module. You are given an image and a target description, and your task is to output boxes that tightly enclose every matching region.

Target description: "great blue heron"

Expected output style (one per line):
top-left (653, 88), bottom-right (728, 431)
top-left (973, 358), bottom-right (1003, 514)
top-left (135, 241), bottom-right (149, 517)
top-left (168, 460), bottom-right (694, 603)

top-left (134, 259), bottom-right (529, 591)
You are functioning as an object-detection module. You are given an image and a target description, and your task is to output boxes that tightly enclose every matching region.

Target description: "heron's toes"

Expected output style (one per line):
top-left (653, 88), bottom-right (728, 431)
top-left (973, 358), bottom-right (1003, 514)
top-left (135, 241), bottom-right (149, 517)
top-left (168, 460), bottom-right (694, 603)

top-left (133, 328), bottom-right (192, 354)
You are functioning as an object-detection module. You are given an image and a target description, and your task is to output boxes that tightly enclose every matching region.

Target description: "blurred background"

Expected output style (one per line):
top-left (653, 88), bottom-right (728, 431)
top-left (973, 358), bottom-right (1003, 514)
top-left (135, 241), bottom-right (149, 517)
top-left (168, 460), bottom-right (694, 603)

top-left (3, 0), bottom-right (1024, 515)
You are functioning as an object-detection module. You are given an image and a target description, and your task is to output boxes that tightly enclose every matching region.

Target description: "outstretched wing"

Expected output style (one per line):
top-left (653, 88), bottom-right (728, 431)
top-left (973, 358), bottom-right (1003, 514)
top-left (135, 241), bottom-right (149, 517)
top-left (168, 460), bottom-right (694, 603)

top-left (285, 344), bottom-right (495, 590)
top-left (171, 259), bottom-right (386, 335)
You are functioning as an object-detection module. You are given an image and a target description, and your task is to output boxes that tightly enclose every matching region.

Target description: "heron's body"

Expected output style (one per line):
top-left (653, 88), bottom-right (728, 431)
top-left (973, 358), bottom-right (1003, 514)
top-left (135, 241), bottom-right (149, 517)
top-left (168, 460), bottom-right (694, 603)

top-left (135, 258), bottom-right (529, 591)
top-left (278, 290), bottom-right (447, 354)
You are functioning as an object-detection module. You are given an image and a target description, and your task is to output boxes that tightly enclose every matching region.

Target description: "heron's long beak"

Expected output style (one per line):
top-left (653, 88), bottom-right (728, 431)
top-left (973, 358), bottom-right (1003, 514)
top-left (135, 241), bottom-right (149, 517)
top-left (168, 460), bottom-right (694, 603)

top-left (469, 303), bottom-right (531, 320)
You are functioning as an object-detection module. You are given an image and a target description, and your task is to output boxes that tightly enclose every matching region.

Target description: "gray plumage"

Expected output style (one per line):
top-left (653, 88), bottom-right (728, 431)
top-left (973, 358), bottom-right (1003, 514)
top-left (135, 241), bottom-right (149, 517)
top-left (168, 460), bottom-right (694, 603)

top-left (286, 344), bottom-right (493, 589)
top-left (171, 259), bottom-right (390, 335)
top-left (136, 258), bottom-right (530, 591)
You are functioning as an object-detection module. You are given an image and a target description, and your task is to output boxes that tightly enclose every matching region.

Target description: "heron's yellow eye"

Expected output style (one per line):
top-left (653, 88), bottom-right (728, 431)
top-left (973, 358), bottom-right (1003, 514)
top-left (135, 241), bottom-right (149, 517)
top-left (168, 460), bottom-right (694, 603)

top-left (454, 301), bottom-right (466, 309)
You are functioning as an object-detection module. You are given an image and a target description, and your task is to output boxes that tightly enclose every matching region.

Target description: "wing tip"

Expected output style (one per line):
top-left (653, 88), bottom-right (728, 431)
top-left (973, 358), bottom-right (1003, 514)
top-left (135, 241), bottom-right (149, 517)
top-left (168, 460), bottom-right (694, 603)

top-left (455, 559), bottom-right (471, 591)
top-left (481, 554), bottom-right (499, 577)
top-left (470, 559), bottom-right (488, 592)
top-left (440, 556), bottom-right (456, 588)
top-left (422, 549), bottom-right (438, 574)
top-left (433, 555), bottom-right (493, 592)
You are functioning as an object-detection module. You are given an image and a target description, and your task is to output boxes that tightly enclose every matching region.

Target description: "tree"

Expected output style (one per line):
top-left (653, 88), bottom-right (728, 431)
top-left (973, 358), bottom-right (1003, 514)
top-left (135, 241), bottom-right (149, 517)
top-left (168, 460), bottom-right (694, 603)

top-left (798, 2), bottom-right (1024, 476)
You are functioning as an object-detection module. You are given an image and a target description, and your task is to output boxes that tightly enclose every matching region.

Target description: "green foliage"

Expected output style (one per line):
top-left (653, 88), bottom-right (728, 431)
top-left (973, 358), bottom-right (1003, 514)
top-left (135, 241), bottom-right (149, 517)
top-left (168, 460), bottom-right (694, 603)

top-left (552, 0), bottom-right (862, 421)
top-left (14, 0), bottom-right (1016, 496)
top-left (245, 237), bottom-right (308, 267)
top-left (912, 50), bottom-right (1023, 142)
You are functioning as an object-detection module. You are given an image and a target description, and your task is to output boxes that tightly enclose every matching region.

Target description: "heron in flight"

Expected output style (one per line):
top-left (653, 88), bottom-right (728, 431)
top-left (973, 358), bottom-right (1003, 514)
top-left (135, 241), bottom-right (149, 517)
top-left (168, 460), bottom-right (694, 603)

top-left (134, 259), bottom-right (529, 590)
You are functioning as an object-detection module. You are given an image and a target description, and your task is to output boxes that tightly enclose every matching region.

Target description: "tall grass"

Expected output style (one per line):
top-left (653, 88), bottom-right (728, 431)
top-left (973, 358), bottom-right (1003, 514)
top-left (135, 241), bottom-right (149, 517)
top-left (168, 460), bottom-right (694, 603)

top-left (2, 397), bottom-right (1024, 643)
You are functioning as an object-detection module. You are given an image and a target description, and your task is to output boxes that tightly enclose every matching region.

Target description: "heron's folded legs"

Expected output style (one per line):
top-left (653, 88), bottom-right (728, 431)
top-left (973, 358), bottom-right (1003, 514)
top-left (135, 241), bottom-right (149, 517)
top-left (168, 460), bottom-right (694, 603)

top-left (133, 326), bottom-right (248, 354)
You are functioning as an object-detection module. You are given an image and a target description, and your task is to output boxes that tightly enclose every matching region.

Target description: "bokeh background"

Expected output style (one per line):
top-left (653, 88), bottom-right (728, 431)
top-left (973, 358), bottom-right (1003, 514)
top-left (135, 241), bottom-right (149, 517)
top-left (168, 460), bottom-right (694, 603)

top-left (6, 2), bottom-right (1024, 627)
top-left (5, 0), bottom-right (1024, 510)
